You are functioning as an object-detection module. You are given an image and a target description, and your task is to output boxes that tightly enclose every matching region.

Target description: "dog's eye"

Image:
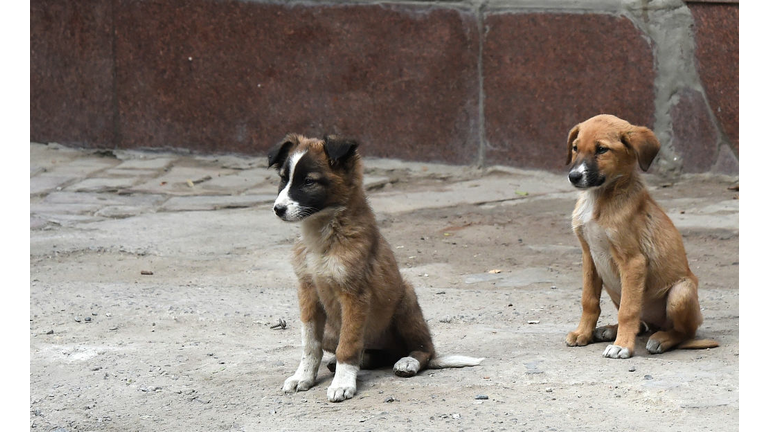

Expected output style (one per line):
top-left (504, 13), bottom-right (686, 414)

top-left (572, 145), bottom-right (577, 152)
top-left (303, 178), bottom-right (316, 186)
top-left (595, 146), bottom-right (609, 155)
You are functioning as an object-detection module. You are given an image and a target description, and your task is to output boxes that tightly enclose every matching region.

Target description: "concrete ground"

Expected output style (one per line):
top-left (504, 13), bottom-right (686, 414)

top-left (30, 142), bottom-right (739, 431)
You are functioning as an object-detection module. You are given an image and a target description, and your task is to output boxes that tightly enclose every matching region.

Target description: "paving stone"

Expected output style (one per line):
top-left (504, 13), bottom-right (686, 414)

top-left (370, 171), bottom-right (572, 214)
top-left (114, 157), bottom-right (176, 170)
top-left (31, 214), bottom-right (51, 230)
top-left (31, 176), bottom-right (76, 195)
top-left (464, 267), bottom-right (558, 288)
top-left (44, 157), bottom-right (119, 177)
top-left (160, 195), bottom-right (273, 212)
top-left (42, 191), bottom-right (166, 207)
top-left (31, 201), bottom-right (103, 216)
top-left (102, 168), bottom-right (164, 178)
top-left (95, 206), bottom-right (154, 218)
top-left (363, 176), bottom-right (391, 190)
top-left (130, 166), bottom-right (237, 196)
top-left (197, 154), bottom-right (262, 170)
top-left (30, 212), bottom-right (105, 227)
top-left (65, 178), bottom-right (139, 193)
top-left (197, 168), bottom-right (273, 194)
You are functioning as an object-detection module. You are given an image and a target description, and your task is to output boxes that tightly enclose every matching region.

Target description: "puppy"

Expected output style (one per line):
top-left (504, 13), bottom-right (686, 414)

top-left (269, 134), bottom-right (483, 402)
top-left (564, 114), bottom-right (718, 359)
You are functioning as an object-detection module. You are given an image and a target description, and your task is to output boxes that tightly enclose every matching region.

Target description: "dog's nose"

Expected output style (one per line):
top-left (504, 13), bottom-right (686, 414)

top-left (273, 204), bottom-right (287, 217)
top-left (568, 170), bottom-right (583, 184)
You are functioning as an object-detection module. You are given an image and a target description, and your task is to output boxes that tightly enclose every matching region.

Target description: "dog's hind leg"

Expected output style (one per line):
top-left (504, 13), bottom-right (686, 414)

top-left (594, 321), bottom-right (652, 342)
top-left (283, 279), bottom-right (326, 393)
top-left (391, 288), bottom-right (435, 377)
top-left (646, 277), bottom-right (704, 354)
top-left (328, 349), bottom-right (398, 372)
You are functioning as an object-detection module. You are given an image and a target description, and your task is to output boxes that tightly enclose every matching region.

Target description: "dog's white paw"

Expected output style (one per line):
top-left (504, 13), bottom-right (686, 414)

top-left (327, 383), bottom-right (356, 402)
top-left (282, 375), bottom-right (314, 393)
top-left (393, 356), bottom-right (420, 377)
top-left (326, 363), bottom-right (358, 402)
top-left (602, 344), bottom-right (632, 359)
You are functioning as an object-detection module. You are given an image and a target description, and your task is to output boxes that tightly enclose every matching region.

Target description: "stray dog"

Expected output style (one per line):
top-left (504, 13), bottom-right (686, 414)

top-left (269, 134), bottom-right (483, 402)
top-left (564, 114), bottom-right (718, 359)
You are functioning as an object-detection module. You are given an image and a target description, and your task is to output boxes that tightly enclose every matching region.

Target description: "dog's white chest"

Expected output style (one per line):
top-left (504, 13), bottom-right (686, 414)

top-left (583, 222), bottom-right (622, 295)
top-left (577, 193), bottom-right (622, 296)
top-left (306, 251), bottom-right (348, 283)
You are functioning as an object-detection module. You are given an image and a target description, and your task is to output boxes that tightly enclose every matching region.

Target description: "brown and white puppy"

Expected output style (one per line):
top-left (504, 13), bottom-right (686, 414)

top-left (564, 114), bottom-right (718, 359)
top-left (269, 134), bottom-right (483, 402)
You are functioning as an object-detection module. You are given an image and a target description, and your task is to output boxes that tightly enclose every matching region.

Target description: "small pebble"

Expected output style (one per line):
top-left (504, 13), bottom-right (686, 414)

top-left (628, 366), bottom-right (636, 372)
top-left (45, 330), bottom-right (54, 335)
top-left (475, 394), bottom-right (489, 400)
top-left (84, 317), bottom-right (92, 322)
top-left (74, 317), bottom-right (81, 323)
top-left (644, 375), bottom-right (653, 380)
top-left (384, 397), bottom-right (395, 403)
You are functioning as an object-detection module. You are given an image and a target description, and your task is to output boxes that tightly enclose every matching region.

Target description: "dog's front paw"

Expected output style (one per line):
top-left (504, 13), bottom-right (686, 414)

top-left (326, 363), bottom-right (359, 402)
top-left (602, 344), bottom-right (633, 359)
top-left (282, 375), bottom-right (314, 393)
top-left (566, 330), bottom-right (592, 346)
top-left (327, 383), bottom-right (356, 402)
top-left (393, 356), bottom-right (420, 377)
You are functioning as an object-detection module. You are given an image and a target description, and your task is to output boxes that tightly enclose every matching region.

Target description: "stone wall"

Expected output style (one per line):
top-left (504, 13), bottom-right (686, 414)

top-left (30, 0), bottom-right (738, 174)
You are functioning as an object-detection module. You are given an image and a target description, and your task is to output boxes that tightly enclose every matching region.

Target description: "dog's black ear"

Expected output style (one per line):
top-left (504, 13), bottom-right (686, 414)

top-left (323, 135), bottom-right (359, 166)
top-left (621, 126), bottom-right (660, 172)
top-left (268, 135), bottom-right (298, 169)
top-left (566, 124), bottom-right (580, 166)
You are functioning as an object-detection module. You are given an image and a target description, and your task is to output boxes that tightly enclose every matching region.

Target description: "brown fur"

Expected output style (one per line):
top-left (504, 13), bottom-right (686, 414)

top-left (273, 135), bottom-right (484, 402)
top-left (564, 115), bottom-right (718, 357)
top-left (285, 137), bottom-right (436, 368)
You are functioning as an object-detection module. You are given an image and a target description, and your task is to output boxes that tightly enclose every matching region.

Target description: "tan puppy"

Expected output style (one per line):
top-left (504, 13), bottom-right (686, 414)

top-left (564, 114), bottom-right (718, 359)
top-left (269, 134), bottom-right (482, 402)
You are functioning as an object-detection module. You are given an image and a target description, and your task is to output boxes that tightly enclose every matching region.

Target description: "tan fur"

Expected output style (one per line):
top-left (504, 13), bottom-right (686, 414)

top-left (564, 115), bottom-right (718, 357)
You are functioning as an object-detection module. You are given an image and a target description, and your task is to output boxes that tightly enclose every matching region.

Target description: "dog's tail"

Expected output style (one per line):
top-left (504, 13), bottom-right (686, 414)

top-left (677, 339), bottom-right (719, 350)
top-left (428, 354), bottom-right (484, 369)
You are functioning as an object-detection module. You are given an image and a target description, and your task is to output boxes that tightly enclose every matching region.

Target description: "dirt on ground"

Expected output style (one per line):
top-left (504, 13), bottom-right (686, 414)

top-left (30, 146), bottom-right (739, 431)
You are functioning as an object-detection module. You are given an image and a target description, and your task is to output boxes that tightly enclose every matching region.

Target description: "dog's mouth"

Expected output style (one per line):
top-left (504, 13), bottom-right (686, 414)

top-left (273, 204), bottom-right (319, 222)
top-left (568, 169), bottom-right (606, 189)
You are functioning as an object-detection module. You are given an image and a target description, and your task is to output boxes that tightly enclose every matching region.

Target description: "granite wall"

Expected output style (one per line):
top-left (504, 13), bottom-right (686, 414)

top-left (30, 0), bottom-right (738, 174)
